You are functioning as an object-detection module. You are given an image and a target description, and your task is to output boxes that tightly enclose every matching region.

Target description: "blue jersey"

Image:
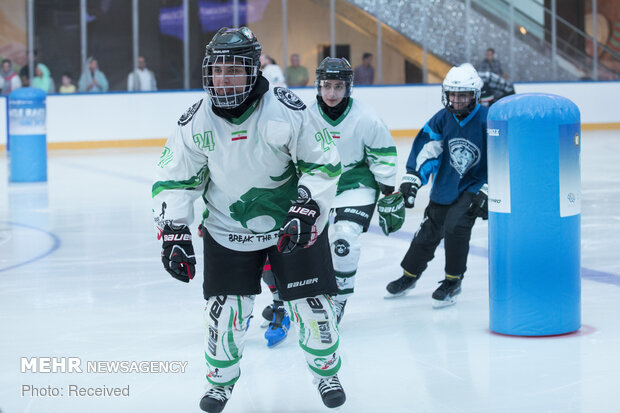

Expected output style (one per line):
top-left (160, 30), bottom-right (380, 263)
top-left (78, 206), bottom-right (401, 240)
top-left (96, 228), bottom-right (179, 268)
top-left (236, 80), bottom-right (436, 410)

top-left (405, 105), bottom-right (488, 205)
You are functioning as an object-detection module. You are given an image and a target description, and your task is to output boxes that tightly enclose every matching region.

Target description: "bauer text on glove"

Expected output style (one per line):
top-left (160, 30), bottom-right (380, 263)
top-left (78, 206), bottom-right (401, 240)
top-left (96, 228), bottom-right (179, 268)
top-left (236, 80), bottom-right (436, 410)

top-left (277, 199), bottom-right (320, 254)
top-left (377, 192), bottom-right (405, 235)
top-left (161, 225), bottom-right (196, 282)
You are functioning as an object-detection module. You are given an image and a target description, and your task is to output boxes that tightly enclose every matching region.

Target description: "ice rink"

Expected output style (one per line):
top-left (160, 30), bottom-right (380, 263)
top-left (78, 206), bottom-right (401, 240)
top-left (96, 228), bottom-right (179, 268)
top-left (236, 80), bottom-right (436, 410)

top-left (0, 130), bottom-right (619, 413)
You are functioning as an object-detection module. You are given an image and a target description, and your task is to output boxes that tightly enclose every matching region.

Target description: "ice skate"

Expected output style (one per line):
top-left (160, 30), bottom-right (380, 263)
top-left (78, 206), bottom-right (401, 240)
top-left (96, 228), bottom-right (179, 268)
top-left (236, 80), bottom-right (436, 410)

top-left (264, 305), bottom-right (290, 347)
top-left (260, 304), bottom-right (274, 328)
top-left (199, 384), bottom-right (234, 413)
top-left (432, 275), bottom-right (462, 308)
top-left (333, 299), bottom-right (347, 325)
top-left (385, 273), bottom-right (418, 298)
top-left (315, 374), bottom-right (346, 409)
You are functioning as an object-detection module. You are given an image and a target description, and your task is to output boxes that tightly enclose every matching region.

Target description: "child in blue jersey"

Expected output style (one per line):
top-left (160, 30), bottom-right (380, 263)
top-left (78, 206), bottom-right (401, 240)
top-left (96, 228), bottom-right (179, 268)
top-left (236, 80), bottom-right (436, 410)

top-left (385, 63), bottom-right (490, 308)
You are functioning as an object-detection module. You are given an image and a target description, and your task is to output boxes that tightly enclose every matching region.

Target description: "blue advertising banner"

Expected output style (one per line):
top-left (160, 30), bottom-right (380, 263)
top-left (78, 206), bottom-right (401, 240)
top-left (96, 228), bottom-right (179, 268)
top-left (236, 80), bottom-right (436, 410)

top-left (159, 1), bottom-right (270, 40)
top-left (159, 5), bottom-right (185, 40)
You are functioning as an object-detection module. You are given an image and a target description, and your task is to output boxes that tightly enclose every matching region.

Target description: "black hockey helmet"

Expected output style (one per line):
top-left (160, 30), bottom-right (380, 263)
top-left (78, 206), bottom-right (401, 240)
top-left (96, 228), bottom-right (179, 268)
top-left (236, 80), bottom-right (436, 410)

top-left (203, 27), bottom-right (262, 108)
top-left (315, 57), bottom-right (354, 98)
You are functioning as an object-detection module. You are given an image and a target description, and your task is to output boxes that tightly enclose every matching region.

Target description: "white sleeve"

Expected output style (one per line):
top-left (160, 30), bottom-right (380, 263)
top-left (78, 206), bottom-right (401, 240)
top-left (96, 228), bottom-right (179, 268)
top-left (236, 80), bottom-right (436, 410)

top-left (364, 116), bottom-right (397, 188)
top-left (152, 125), bottom-right (209, 229)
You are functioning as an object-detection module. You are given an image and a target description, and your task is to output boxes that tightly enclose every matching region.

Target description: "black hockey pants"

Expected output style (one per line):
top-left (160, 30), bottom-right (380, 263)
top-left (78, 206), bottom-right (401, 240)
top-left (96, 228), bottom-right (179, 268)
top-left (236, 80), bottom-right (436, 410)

top-left (401, 191), bottom-right (477, 277)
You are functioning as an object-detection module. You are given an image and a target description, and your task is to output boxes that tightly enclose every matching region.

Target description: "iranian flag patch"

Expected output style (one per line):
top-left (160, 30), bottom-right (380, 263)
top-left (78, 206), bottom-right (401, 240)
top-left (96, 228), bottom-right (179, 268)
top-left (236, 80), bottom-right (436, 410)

top-left (231, 130), bottom-right (247, 141)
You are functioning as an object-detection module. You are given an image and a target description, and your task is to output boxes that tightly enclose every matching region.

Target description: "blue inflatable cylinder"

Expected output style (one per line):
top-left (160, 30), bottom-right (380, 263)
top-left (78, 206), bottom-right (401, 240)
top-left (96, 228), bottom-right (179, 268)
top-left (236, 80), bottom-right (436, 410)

top-left (487, 93), bottom-right (581, 336)
top-left (8, 87), bottom-right (47, 182)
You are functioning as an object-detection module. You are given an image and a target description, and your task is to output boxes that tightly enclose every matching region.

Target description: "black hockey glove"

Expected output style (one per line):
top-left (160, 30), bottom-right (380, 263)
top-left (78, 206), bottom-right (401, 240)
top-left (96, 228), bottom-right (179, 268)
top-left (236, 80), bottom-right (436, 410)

top-left (399, 173), bottom-right (422, 208)
top-left (161, 225), bottom-right (196, 283)
top-left (469, 184), bottom-right (489, 220)
top-left (277, 199), bottom-right (320, 254)
top-left (377, 192), bottom-right (405, 236)
top-left (378, 183), bottom-right (395, 196)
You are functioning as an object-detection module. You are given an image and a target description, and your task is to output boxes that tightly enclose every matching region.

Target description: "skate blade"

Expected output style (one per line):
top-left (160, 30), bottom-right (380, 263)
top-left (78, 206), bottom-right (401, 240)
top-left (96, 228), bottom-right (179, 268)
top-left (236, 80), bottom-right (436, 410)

top-left (384, 288), bottom-right (415, 299)
top-left (260, 319), bottom-right (271, 328)
top-left (384, 291), bottom-right (409, 299)
top-left (432, 296), bottom-right (458, 309)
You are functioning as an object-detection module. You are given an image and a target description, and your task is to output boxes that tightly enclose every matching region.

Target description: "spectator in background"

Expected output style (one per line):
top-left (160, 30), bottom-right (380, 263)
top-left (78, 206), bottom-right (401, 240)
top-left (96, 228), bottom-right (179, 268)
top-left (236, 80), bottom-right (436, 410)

top-left (78, 57), bottom-right (109, 93)
top-left (19, 65), bottom-right (30, 87)
top-left (353, 52), bottom-right (374, 85)
top-left (127, 56), bottom-right (157, 91)
top-left (59, 72), bottom-right (77, 93)
top-left (478, 48), bottom-right (505, 78)
top-left (284, 53), bottom-right (308, 87)
top-left (1, 58), bottom-right (22, 95)
top-left (31, 63), bottom-right (55, 94)
top-left (259, 54), bottom-right (286, 87)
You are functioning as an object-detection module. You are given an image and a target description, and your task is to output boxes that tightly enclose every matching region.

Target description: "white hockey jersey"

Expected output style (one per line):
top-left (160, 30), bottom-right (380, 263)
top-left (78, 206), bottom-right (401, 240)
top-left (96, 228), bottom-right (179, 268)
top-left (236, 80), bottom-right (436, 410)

top-left (310, 98), bottom-right (397, 208)
top-left (153, 87), bottom-right (341, 251)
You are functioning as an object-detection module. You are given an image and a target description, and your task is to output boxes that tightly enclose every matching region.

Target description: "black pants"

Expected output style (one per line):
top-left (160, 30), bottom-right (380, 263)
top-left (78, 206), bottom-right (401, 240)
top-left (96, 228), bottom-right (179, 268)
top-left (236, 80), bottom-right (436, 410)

top-left (401, 191), bottom-right (477, 277)
top-left (202, 228), bottom-right (337, 301)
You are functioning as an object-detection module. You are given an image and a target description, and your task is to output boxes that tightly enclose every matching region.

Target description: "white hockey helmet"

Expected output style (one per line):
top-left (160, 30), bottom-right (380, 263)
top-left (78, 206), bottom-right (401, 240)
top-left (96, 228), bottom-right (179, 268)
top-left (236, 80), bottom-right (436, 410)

top-left (441, 63), bottom-right (483, 116)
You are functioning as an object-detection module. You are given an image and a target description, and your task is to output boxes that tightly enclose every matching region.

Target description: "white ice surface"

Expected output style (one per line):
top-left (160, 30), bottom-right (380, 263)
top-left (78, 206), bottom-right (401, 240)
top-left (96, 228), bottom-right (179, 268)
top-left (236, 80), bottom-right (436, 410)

top-left (0, 131), bottom-right (619, 413)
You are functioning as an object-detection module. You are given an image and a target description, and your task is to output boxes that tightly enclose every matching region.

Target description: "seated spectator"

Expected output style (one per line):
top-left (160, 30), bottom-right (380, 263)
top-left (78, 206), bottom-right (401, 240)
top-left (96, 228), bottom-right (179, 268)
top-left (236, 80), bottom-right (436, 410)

top-left (78, 57), bottom-right (109, 93)
top-left (59, 72), bottom-right (77, 93)
top-left (31, 63), bottom-right (55, 93)
top-left (127, 56), bottom-right (157, 91)
top-left (353, 52), bottom-right (374, 85)
top-left (284, 53), bottom-right (308, 87)
top-left (259, 54), bottom-right (286, 87)
top-left (1, 58), bottom-right (22, 94)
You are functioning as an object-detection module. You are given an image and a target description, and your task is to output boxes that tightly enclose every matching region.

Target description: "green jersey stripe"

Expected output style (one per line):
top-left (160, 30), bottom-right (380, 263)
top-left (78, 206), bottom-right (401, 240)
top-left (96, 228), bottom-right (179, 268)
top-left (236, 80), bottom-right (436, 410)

top-left (152, 165), bottom-right (209, 197)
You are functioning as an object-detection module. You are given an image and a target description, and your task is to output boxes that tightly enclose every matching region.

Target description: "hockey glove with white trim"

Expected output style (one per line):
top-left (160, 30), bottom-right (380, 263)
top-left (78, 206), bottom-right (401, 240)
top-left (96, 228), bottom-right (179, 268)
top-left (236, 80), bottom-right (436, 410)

top-left (277, 199), bottom-right (320, 254)
top-left (399, 173), bottom-right (422, 208)
top-left (377, 192), bottom-right (405, 235)
top-left (469, 184), bottom-right (489, 220)
top-left (161, 225), bottom-right (196, 282)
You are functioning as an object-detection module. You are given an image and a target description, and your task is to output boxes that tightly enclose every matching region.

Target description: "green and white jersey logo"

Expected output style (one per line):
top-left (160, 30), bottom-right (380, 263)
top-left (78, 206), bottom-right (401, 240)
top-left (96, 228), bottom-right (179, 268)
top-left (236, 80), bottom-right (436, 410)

top-left (158, 146), bottom-right (173, 168)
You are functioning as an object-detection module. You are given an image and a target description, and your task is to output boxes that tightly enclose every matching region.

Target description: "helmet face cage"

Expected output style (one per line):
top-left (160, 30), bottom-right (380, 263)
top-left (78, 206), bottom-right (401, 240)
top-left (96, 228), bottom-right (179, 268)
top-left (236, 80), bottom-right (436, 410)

top-left (203, 54), bottom-right (258, 108)
top-left (315, 57), bottom-right (354, 99)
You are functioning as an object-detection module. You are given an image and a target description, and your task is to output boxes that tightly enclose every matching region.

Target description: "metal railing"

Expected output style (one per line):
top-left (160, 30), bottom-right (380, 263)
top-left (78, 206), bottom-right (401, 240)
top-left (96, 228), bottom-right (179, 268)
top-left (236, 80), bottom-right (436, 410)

top-left (347, 0), bottom-right (619, 81)
top-left (471, 0), bottom-right (619, 80)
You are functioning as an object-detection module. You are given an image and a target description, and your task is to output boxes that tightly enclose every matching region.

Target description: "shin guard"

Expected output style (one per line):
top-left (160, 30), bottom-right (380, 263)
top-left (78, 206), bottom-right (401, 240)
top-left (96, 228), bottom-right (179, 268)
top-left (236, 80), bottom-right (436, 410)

top-left (204, 295), bottom-right (254, 386)
top-left (329, 220), bottom-right (363, 301)
top-left (287, 295), bottom-right (341, 378)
